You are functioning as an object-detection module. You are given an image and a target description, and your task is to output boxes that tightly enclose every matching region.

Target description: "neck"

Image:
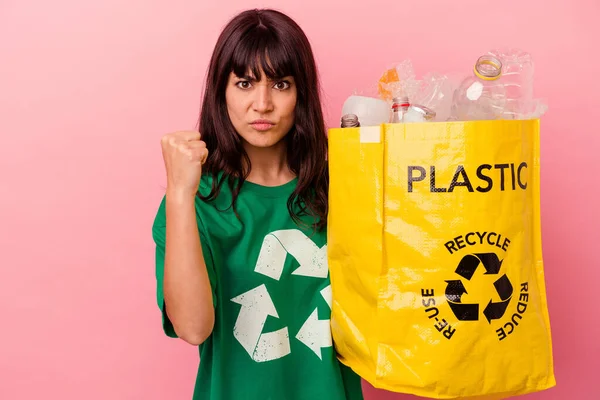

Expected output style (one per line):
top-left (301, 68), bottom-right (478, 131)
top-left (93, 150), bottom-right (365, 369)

top-left (243, 139), bottom-right (295, 186)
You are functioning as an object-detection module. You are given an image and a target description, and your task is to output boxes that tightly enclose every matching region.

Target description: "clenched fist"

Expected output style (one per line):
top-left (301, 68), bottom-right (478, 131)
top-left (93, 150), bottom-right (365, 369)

top-left (161, 130), bottom-right (208, 198)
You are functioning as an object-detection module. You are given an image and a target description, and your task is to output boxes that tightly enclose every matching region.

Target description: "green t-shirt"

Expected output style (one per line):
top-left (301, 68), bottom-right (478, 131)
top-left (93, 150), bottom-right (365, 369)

top-left (152, 175), bottom-right (364, 400)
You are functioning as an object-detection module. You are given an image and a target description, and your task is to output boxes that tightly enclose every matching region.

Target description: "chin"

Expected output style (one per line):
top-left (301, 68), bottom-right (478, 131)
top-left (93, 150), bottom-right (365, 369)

top-left (241, 130), bottom-right (287, 149)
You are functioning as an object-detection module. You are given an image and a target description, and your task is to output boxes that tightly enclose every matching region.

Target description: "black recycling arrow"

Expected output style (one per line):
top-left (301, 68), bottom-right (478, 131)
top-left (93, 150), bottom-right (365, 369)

top-left (445, 280), bottom-right (478, 321)
top-left (445, 280), bottom-right (468, 302)
top-left (448, 302), bottom-right (479, 321)
top-left (455, 254), bottom-right (480, 280)
top-left (483, 274), bottom-right (514, 323)
top-left (493, 274), bottom-right (513, 301)
top-left (483, 299), bottom-right (511, 323)
top-left (476, 253), bottom-right (503, 275)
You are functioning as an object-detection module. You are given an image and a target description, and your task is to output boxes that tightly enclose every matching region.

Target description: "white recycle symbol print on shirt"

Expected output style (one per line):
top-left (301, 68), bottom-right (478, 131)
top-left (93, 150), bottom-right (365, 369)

top-left (231, 229), bottom-right (332, 363)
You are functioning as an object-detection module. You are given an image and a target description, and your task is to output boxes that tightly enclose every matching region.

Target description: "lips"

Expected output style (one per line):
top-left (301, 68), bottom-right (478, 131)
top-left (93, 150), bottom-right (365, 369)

top-left (250, 120), bottom-right (275, 132)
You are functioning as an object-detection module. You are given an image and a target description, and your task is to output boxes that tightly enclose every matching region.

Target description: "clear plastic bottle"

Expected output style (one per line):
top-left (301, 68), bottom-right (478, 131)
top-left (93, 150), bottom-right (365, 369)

top-left (390, 96), bottom-right (410, 123)
top-left (451, 55), bottom-right (506, 121)
top-left (487, 48), bottom-right (535, 119)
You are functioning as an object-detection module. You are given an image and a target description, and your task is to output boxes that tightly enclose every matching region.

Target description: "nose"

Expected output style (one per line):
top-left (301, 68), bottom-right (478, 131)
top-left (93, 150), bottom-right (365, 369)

top-left (252, 84), bottom-right (274, 113)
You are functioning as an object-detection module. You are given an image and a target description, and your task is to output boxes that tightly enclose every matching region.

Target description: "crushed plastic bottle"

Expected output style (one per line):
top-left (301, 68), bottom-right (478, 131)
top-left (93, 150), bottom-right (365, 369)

top-left (378, 60), bottom-right (419, 102)
top-left (412, 73), bottom-right (456, 122)
top-left (487, 48), bottom-right (547, 119)
top-left (451, 55), bottom-right (506, 121)
top-left (488, 48), bottom-right (533, 119)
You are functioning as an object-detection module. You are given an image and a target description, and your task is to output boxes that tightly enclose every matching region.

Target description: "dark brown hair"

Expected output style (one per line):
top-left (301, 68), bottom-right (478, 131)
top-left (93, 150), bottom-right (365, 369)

top-left (197, 9), bottom-right (328, 231)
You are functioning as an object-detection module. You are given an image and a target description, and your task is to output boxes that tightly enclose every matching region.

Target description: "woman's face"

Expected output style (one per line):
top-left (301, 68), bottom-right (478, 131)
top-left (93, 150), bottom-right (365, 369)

top-left (225, 70), bottom-right (297, 149)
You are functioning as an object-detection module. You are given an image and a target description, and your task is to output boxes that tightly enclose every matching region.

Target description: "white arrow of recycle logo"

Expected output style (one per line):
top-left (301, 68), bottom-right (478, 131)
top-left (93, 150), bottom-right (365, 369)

top-left (231, 229), bottom-right (332, 362)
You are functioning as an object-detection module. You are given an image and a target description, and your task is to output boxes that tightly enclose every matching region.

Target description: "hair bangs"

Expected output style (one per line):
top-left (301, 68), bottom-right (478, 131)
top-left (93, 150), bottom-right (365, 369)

top-left (230, 28), bottom-right (297, 81)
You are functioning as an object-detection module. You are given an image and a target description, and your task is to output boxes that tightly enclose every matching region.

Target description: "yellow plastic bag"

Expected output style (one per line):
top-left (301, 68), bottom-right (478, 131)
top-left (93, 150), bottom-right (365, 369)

top-left (328, 120), bottom-right (555, 399)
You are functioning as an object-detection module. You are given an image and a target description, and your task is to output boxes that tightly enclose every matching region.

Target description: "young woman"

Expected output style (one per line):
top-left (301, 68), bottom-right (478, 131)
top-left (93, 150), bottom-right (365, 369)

top-left (152, 8), bottom-right (364, 400)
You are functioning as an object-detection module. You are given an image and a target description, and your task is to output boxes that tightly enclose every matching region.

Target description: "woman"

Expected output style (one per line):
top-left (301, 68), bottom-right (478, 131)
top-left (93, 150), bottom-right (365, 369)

top-left (152, 8), bottom-right (364, 400)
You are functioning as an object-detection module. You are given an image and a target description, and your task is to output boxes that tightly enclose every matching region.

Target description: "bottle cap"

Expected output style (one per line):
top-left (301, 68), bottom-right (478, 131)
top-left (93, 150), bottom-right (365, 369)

top-left (474, 55), bottom-right (502, 81)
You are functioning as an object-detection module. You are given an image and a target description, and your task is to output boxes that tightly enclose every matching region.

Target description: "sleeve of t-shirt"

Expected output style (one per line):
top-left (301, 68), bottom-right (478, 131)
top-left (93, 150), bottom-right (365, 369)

top-left (152, 195), bottom-right (218, 338)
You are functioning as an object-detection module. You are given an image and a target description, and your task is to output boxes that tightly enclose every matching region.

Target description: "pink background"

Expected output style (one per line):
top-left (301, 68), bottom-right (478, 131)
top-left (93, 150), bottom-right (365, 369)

top-left (1, 0), bottom-right (598, 399)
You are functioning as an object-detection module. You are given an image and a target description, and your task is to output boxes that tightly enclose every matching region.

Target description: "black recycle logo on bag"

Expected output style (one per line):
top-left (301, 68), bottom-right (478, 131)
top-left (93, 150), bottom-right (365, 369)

top-left (445, 253), bottom-right (513, 323)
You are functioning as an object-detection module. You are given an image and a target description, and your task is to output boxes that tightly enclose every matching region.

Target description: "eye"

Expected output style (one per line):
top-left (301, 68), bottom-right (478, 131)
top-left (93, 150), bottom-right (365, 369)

top-left (274, 80), bottom-right (291, 91)
top-left (236, 80), bottom-right (252, 90)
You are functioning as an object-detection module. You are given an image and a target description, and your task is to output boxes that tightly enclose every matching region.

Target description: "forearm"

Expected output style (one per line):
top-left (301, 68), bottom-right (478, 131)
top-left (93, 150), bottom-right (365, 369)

top-left (163, 189), bottom-right (214, 345)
